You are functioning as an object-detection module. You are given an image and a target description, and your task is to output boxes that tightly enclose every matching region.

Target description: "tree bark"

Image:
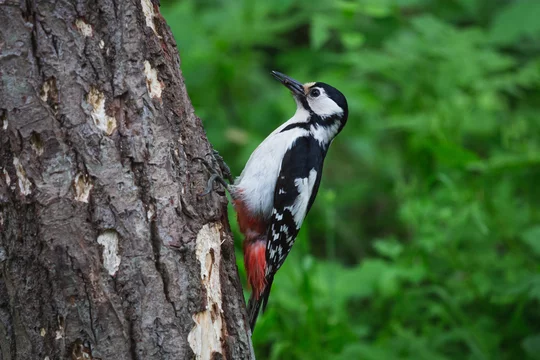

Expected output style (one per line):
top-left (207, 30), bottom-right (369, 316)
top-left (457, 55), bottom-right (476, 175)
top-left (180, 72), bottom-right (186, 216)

top-left (0, 0), bottom-right (253, 359)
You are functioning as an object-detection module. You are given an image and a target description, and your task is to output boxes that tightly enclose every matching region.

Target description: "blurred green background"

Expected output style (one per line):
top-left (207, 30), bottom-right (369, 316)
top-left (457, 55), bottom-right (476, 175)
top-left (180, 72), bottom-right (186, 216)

top-left (162, 0), bottom-right (540, 358)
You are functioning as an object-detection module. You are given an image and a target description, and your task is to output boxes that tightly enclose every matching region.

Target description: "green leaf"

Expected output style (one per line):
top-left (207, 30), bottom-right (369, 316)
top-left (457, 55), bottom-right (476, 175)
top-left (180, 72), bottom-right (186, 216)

top-left (338, 343), bottom-right (399, 360)
top-left (311, 15), bottom-right (331, 49)
top-left (522, 334), bottom-right (540, 360)
top-left (521, 226), bottom-right (540, 256)
top-left (373, 237), bottom-right (404, 259)
top-left (341, 32), bottom-right (365, 50)
top-left (489, 0), bottom-right (540, 44)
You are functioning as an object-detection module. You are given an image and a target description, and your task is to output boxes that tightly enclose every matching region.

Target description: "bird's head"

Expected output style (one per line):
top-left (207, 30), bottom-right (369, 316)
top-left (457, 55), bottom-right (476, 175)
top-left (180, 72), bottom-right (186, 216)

top-left (271, 70), bottom-right (348, 128)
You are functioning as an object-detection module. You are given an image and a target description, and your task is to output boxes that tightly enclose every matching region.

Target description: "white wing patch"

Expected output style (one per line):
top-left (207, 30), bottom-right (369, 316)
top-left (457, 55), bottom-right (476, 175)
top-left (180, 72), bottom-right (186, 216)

top-left (285, 168), bottom-right (318, 228)
top-left (272, 208), bottom-right (284, 221)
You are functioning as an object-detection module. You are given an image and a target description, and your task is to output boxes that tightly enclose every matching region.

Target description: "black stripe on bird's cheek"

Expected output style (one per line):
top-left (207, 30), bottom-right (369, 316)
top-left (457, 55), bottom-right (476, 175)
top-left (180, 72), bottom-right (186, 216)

top-left (296, 95), bottom-right (311, 111)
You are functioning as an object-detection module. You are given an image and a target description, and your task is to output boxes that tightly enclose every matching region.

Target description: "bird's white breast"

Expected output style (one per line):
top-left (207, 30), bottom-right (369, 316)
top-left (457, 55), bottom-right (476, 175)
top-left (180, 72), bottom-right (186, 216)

top-left (233, 108), bottom-right (310, 220)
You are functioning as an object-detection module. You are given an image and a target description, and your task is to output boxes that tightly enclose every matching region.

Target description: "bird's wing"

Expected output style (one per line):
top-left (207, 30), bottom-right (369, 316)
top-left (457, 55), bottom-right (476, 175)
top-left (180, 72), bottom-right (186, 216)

top-left (266, 135), bottom-right (325, 276)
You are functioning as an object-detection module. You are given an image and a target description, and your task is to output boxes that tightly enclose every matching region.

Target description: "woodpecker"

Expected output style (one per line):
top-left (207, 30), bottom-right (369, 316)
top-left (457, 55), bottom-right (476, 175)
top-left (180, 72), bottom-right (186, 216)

top-left (229, 71), bottom-right (349, 331)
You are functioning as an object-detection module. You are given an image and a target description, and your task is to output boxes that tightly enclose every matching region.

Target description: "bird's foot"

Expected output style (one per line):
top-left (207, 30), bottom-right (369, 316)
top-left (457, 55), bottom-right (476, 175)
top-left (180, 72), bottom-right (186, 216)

top-left (210, 149), bottom-right (234, 184)
top-left (193, 150), bottom-right (233, 196)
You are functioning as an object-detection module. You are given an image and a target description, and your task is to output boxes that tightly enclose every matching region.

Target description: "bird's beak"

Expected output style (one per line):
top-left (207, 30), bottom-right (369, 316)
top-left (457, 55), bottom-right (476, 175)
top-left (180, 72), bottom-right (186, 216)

top-left (271, 71), bottom-right (305, 97)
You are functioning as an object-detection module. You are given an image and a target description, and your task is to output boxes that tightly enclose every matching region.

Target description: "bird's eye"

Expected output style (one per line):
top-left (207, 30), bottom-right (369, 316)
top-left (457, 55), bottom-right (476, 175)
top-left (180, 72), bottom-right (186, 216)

top-left (310, 89), bottom-right (320, 97)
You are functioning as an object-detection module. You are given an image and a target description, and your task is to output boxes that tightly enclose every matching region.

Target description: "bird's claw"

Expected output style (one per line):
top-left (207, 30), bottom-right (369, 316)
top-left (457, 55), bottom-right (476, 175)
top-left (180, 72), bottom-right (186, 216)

top-left (211, 149), bottom-right (234, 183)
top-left (198, 173), bottom-right (229, 197)
top-left (193, 152), bottom-right (232, 196)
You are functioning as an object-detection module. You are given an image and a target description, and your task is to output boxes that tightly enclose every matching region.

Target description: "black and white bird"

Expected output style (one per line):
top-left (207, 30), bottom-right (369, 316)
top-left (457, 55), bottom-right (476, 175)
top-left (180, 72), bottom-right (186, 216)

top-left (229, 71), bottom-right (349, 331)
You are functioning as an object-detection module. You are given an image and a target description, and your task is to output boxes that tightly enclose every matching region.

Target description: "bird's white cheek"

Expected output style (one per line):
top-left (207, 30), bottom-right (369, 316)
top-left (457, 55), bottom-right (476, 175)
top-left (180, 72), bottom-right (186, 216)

top-left (308, 97), bottom-right (343, 118)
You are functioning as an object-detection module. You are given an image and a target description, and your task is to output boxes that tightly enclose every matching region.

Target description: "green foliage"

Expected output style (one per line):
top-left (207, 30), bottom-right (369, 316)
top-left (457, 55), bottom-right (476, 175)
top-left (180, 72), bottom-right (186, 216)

top-left (162, 0), bottom-right (540, 358)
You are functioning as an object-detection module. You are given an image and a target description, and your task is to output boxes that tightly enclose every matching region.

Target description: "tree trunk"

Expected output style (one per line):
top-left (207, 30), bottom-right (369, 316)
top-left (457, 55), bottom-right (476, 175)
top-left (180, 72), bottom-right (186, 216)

top-left (0, 0), bottom-right (253, 359)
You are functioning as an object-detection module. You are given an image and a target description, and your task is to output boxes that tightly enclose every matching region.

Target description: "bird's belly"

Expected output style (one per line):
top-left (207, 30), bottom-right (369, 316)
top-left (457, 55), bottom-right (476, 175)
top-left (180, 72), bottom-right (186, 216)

top-left (233, 153), bottom-right (281, 220)
top-left (234, 128), bottom-right (308, 220)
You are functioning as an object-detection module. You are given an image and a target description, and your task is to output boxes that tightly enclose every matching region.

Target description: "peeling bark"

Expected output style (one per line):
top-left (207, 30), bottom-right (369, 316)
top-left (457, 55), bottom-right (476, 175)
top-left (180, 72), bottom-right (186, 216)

top-left (0, 0), bottom-right (254, 359)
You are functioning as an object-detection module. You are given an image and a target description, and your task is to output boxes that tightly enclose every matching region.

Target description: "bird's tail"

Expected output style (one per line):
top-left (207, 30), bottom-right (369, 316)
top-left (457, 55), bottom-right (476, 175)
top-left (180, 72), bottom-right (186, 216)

top-left (247, 276), bottom-right (274, 332)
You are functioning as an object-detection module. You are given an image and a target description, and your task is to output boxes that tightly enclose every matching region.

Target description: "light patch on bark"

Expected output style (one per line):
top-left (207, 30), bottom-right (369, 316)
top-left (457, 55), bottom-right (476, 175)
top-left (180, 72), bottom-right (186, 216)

top-left (2, 168), bottom-right (10, 186)
top-left (13, 157), bottom-right (32, 195)
top-left (55, 316), bottom-right (64, 340)
top-left (73, 173), bottom-right (93, 203)
top-left (144, 61), bottom-right (164, 99)
top-left (75, 19), bottom-right (93, 37)
top-left (2, 118), bottom-right (7, 130)
top-left (30, 132), bottom-right (44, 156)
top-left (87, 87), bottom-right (117, 135)
top-left (141, 0), bottom-right (159, 36)
top-left (40, 80), bottom-right (51, 102)
top-left (99, 40), bottom-right (105, 49)
top-left (40, 328), bottom-right (46, 337)
top-left (31, 142), bottom-right (44, 156)
top-left (146, 203), bottom-right (155, 221)
top-left (188, 223), bottom-right (225, 360)
top-left (96, 230), bottom-right (121, 276)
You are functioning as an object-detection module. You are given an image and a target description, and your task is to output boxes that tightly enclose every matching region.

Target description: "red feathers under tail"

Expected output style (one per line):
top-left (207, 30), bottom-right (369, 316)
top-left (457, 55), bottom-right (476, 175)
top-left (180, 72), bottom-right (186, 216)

top-left (233, 195), bottom-right (272, 331)
top-left (244, 239), bottom-right (274, 331)
top-left (244, 239), bottom-right (266, 299)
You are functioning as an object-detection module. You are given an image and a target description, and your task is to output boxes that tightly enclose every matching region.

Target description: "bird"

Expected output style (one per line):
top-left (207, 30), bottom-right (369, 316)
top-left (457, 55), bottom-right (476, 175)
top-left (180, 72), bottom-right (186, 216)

top-left (230, 71), bottom-right (349, 331)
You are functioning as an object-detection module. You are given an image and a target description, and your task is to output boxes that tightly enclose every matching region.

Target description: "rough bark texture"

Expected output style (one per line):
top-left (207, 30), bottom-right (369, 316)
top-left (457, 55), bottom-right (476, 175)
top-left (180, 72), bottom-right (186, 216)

top-left (0, 0), bottom-right (253, 359)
